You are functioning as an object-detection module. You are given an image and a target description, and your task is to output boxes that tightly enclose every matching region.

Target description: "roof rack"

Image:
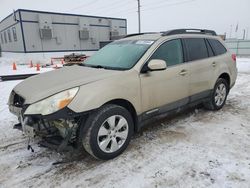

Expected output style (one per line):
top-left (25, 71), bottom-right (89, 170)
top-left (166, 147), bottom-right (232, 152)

top-left (123, 32), bottom-right (159, 38)
top-left (161, 29), bottom-right (217, 36)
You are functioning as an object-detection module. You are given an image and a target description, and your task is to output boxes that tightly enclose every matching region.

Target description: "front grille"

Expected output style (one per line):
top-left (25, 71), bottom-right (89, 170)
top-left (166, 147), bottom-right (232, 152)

top-left (13, 93), bottom-right (25, 107)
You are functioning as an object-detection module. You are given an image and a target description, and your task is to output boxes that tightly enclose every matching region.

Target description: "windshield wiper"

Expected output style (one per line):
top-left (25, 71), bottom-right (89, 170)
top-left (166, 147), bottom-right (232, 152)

top-left (90, 65), bottom-right (106, 69)
top-left (77, 63), bottom-right (105, 69)
top-left (78, 63), bottom-right (126, 71)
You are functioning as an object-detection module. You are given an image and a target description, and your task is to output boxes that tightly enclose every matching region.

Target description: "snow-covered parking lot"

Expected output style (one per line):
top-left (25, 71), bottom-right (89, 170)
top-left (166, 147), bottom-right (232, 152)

top-left (0, 57), bottom-right (250, 188)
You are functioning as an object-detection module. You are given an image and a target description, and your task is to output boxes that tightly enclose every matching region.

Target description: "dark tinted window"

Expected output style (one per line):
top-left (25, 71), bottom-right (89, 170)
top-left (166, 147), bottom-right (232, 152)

top-left (208, 39), bottom-right (227, 55)
top-left (12, 27), bottom-right (17, 41)
top-left (205, 39), bottom-right (214, 57)
top-left (184, 38), bottom-right (208, 61)
top-left (150, 39), bottom-right (183, 66)
top-left (4, 31), bottom-right (7, 43)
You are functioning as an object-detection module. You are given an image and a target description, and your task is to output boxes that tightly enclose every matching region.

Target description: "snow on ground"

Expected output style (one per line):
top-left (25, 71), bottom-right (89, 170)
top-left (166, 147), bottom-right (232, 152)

top-left (0, 65), bottom-right (54, 76)
top-left (1, 51), bottom-right (96, 66)
top-left (0, 51), bottom-right (95, 75)
top-left (237, 57), bottom-right (250, 73)
top-left (0, 57), bottom-right (250, 188)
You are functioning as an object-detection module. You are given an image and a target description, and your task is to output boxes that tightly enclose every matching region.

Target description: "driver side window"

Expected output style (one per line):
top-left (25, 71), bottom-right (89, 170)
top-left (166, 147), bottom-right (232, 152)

top-left (150, 39), bottom-right (183, 67)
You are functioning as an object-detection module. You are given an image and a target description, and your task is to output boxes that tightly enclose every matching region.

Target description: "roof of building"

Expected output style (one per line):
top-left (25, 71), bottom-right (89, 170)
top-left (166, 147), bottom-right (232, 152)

top-left (0, 9), bottom-right (126, 25)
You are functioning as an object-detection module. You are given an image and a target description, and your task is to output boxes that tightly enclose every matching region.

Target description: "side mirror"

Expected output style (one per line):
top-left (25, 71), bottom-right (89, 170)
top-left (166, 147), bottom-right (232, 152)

top-left (147, 59), bottom-right (167, 71)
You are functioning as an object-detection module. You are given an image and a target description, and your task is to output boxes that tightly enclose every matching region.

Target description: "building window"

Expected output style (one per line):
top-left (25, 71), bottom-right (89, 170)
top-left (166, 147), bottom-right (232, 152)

top-left (12, 27), bottom-right (17, 41)
top-left (7, 29), bottom-right (12, 42)
top-left (0, 33), bottom-right (3, 44)
top-left (4, 31), bottom-right (7, 43)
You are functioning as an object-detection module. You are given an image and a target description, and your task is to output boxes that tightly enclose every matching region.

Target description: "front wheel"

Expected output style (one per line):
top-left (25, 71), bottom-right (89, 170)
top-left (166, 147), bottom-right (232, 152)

top-left (79, 104), bottom-right (134, 160)
top-left (204, 78), bottom-right (229, 110)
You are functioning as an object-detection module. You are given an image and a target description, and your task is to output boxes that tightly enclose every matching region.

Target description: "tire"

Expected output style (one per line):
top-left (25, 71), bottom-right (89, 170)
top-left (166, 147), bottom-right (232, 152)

top-left (204, 78), bottom-right (229, 111)
top-left (78, 104), bottom-right (134, 160)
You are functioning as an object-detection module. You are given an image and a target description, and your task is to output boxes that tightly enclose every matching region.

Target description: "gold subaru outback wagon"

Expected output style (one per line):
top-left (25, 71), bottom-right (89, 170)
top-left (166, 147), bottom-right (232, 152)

top-left (9, 29), bottom-right (237, 160)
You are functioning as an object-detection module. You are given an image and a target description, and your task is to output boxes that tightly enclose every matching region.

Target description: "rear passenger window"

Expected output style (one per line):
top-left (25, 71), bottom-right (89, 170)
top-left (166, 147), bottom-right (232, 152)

top-left (184, 38), bottom-right (208, 61)
top-left (205, 39), bottom-right (214, 57)
top-left (208, 39), bottom-right (227, 56)
top-left (150, 39), bottom-right (183, 67)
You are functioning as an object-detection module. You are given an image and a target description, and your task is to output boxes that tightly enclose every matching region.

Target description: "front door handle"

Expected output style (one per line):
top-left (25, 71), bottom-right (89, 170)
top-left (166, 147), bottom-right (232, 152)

top-left (212, 62), bottom-right (216, 67)
top-left (179, 70), bottom-right (187, 76)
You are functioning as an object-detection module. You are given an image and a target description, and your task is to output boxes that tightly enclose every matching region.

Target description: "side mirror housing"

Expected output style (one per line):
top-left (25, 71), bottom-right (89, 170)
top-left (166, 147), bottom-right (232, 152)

top-left (147, 59), bottom-right (167, 71)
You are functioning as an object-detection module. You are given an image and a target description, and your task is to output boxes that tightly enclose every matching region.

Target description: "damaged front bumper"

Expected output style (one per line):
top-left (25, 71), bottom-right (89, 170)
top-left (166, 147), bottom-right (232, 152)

top-left (9, 104), bottom-right (85, 152)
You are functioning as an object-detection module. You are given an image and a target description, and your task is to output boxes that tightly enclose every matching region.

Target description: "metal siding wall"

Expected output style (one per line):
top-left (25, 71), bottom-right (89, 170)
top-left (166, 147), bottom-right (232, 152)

top-left (20, 10), bottom-right (127, 53)
top-left (22, 22), bottom-right (42, 51)
top-left (0, 12), bottom-right (24, 52)
top-left (225, 40), bottom-right (250, 56)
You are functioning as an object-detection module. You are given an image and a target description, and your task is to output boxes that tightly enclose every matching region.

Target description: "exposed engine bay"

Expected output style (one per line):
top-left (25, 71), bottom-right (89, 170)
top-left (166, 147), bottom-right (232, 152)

top-left (15, 117), bottom-right (81, 152)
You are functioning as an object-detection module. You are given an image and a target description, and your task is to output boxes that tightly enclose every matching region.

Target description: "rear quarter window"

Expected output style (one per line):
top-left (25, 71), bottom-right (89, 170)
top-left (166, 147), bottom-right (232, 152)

top-left (184, 38), bottom-right (208, 62)
top-left (208, 39), bottom-right (227, 56)
top-left (205, 39), bottom-right (214, 57)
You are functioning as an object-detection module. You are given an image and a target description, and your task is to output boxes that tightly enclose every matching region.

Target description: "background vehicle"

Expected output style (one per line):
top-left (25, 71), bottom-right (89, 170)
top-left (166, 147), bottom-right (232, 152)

top-left (8, 29), bottom-right (237, 160)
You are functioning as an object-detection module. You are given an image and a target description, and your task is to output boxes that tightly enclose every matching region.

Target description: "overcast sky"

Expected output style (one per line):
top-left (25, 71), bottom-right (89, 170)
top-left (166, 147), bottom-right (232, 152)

top-left (1, 0), bottom-right (249, 39)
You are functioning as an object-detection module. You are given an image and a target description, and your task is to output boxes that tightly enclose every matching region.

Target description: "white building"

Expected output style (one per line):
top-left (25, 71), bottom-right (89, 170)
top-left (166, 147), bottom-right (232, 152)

top-left (0, 9), bottom-right (127, 53)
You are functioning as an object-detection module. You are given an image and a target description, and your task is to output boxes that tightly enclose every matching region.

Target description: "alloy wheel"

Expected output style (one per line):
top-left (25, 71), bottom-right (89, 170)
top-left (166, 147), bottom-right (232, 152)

top-left (97, 115), bottom-right (129, 153)
top-left (214, 83), bottom-right (227, 106)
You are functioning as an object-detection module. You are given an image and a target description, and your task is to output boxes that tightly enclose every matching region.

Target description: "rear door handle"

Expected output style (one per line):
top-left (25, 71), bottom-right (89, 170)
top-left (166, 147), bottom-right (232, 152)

top-left (179, 70), bottom-right (187, 76)
top-left (212, 62), bottom-right (216, 67)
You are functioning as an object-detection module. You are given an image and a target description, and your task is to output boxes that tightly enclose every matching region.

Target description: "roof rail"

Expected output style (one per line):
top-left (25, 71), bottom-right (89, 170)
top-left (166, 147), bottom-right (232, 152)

top-left (161, 29), bottom-right (217, 36)
top-left (123, 32), bottom-right (159, 38)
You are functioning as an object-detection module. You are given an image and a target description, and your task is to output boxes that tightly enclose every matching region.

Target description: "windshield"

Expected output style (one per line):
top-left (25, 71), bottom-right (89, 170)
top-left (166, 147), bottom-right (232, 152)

top-left (83, 40), bottom-right (154, 70)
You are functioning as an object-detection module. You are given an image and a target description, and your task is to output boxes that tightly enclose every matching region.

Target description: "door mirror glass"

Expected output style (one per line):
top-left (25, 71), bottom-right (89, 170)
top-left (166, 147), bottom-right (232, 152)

top-left (147, 59), bottom-right (167, 71)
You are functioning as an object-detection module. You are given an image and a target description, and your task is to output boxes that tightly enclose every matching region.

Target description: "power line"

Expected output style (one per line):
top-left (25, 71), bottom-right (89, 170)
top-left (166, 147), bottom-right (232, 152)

top-left (108, 0), bottom-right (197, 16)
top-left (105, 8), bottom-right (138, 16)
top-left (89, 0), bottom-right (135, 15)
top-left (92, 0), bottom-right (137, 17)
top-left (69, 0), bottom-right (100, 11)
top-left (141, 0), bottom-right (196, 12)
top-left (142, 0), bottom-right (175, 8)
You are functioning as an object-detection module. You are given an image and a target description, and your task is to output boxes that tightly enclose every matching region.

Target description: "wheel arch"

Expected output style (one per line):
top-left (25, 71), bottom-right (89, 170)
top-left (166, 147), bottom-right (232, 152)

top-left (104, 99), bottom-right (138, 133)
top-left (218, 72), bottom-right (231, 87)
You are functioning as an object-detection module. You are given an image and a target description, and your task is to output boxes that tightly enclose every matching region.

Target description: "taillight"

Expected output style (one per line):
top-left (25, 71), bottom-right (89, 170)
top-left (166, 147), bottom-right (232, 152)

top-left (231, 54), bottom-right (236, 62)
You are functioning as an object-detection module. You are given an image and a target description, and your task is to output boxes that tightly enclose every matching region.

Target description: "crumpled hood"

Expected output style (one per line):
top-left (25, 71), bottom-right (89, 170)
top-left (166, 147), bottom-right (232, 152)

top-left (13, 66), bottom-right (119, 104)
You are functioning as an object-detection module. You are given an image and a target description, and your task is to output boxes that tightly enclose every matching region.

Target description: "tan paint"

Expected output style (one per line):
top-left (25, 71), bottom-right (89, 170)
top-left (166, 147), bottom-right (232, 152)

top-left (11, 33), bottom-right (237, 117)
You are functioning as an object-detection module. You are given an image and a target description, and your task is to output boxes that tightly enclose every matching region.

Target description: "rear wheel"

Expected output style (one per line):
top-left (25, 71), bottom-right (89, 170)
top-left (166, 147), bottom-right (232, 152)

top-left (204, 78), bottom-right (229, 110)
top-left (79, 104), bottom-right (134, 160)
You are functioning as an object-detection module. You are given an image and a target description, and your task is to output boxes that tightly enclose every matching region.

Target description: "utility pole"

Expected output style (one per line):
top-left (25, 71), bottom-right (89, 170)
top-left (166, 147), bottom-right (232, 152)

top-left (246, 28), bottom-right (249, 40)
top-left (137, 0), bottom-right (141, 33)
top-left (243, 29), bottom-right (246, 40)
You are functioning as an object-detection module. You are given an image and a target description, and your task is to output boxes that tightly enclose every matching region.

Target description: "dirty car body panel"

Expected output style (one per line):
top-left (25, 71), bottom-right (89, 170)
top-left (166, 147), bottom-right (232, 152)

top-left (8, 29), bottom-right (237, 158)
